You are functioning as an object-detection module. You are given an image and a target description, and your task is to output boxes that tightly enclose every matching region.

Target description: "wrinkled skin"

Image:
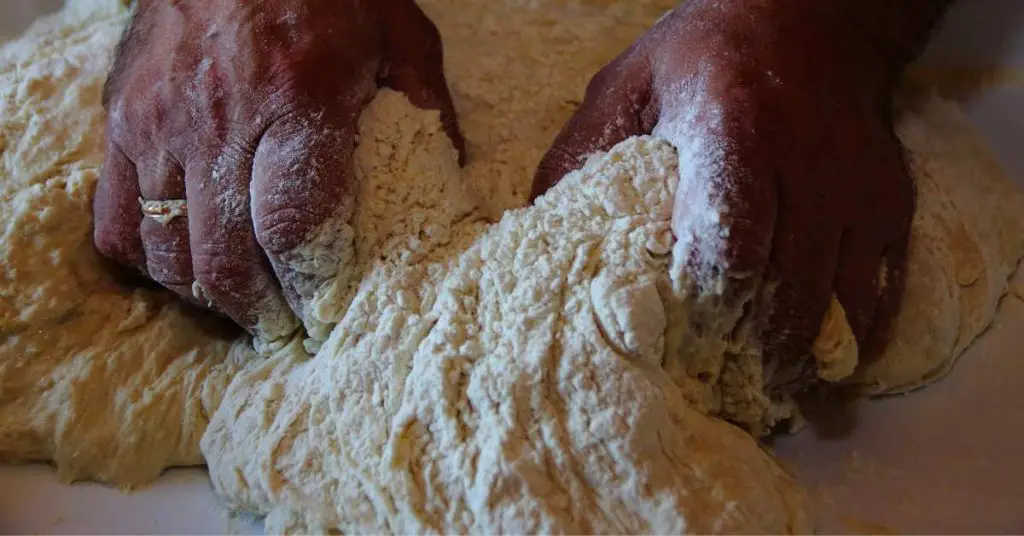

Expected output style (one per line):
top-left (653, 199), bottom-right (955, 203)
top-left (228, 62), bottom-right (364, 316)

top-left (94, 0), bottom-right (463, 340)
top-left (95, 0), bottom-right (915, 393)
top-left (531, 1), bottom-right (915, 394)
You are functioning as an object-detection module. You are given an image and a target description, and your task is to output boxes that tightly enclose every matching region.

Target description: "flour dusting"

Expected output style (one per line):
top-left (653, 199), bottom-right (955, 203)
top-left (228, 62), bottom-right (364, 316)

top-left (202, 93), bottom-right (810, 533)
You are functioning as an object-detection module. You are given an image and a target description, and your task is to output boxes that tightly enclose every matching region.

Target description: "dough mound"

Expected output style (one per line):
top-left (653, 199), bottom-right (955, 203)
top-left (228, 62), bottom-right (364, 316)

top-left (852, 93), bottom-right (1024, 394)
top-left (1, 1), bottom-right (1023, 534)
top-left (201, 92), bottom-right (810, 533)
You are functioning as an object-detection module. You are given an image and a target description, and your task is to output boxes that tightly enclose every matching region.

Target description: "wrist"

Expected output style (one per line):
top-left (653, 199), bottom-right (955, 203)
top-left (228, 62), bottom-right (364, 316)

top-left (739, 0), bottom-right (952, 96)
top-left (836, 0), bottom-right (954, 70)
top-left (682, 0), bottom-right (914, 98)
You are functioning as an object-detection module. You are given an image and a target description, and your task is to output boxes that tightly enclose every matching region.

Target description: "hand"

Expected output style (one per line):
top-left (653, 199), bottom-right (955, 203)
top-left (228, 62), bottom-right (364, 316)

top-left (93, 0), bottom-right (463, 342)
top-left (531, 1), bottom-right (914, 395)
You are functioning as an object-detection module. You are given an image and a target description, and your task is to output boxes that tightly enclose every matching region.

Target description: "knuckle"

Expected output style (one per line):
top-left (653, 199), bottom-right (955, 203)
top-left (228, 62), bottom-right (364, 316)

top-left (586, 62), bottom-right (622, 96)
top-left (143, 236), bottom-right (190, 258)
top-left (106, 99), bottom-right (162, 156)
top-left (190, 244), bottom-right (281, 326)
top-left (105, 99), bottom-right (134, 143)
top-left (143, 247), bottom-right (191, 284)
top-left (190, 246), bottom-right (247, 297)
top-left (717, 90), bottom-right (767, 139)
top-left (93, 227), bottom-right (124, 260)
top-left (254, 206), bottom-right (318, 256)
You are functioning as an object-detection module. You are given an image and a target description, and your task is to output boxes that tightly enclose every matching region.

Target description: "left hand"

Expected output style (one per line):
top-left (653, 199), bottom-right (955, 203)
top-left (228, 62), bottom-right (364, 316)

top-left (93, 0), bottom-right (463, 342)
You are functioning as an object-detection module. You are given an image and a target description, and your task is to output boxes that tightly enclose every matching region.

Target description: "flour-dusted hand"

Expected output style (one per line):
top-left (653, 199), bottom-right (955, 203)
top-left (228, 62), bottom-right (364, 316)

top-left (532, 1), bottom-right (920, 395)
top-left (93, 0), bottom-right (464, 342)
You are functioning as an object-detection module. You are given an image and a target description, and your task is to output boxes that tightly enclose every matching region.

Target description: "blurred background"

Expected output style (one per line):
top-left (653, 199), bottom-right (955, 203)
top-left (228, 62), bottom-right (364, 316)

top-left (0, 0), bottom-right (62, 37)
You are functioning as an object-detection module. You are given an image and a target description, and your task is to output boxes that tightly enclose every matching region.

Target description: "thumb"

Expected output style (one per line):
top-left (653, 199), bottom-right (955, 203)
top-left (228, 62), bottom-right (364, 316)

top-left (531, 54), bottom-right (654, 201)
top-left (378, 1), bottom-right (465, 163)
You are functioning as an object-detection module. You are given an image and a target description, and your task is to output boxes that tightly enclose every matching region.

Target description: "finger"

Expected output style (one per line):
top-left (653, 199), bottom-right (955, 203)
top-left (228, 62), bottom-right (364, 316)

top-left (378, 1), bottom-right (465, 163)
top-left (251, 111), bottom-right (361, 338)
top-left (93, 140), bottom-right (146, 274)
top-left (861, 233), bottom-right (910, 361)
top-left (835, 123), bottom-right (914, 360)
top-left (832, 231), bottom-right (886, 344)
top-left (760, 203), bottom-right (842, 396)
top-left (659, 87), bottom-right (778, 313)
top-left (185, 154), bottom-right (298, 344)
top-left (530, 53), bottom-right (652, 200)
top-left (137, 152), bottom-right (197, 301)
top-left (751, 85), bottom-right (846, 395)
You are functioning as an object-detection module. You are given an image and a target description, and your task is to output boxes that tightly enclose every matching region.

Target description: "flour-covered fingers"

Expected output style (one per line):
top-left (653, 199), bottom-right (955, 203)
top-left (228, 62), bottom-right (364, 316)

top-left (657, 88), bottom-right (778, 325)
top-left (251, 111), bottom-right (362, 335)
top-left (185, 155), bottom-right (298, 343)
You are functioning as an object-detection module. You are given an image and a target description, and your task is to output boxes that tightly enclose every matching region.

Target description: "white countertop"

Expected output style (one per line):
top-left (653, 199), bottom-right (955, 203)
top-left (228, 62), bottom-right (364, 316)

top-left (2, 1), bottom-right (1023, 533)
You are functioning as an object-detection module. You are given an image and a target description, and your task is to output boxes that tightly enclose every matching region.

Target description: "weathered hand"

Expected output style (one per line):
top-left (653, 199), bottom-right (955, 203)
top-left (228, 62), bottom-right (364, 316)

top-left (94, 0), bottom-right (463, 342)
top-left (532, 1), bottom-right (915, 394)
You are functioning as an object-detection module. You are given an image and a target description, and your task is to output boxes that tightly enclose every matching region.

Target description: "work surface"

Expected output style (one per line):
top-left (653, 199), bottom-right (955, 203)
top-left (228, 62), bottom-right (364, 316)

top-left (1, 1), bottom-right (1023, 533)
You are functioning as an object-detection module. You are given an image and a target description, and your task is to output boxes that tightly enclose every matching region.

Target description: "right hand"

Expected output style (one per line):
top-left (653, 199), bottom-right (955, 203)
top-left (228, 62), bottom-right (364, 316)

top-left (531, 1), bottom-right (915, 394)
top-left (93, 0), bottom-right (463, 342)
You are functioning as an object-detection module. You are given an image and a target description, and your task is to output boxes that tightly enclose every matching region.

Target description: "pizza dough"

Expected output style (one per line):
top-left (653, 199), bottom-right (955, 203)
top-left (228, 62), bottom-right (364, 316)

top-left (0, 0), bottom-right (1022, 533)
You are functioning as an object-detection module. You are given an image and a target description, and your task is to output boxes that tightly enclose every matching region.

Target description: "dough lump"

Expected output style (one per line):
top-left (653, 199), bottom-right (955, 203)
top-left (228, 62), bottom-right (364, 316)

top-left (852, 92), bottom-right (1024, 394)
top-left (201, 92), bottom-right (810, 533)
top-left (1, 0), bottom-right (1023, 533)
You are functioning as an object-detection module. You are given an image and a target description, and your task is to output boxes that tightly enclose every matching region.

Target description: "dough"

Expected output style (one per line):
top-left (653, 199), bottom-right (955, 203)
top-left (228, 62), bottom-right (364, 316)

top-left (1, 0), bottom-right (1022, 533)
top-left (812, 296), bottom-right (860, 384)
top-left (198, 92), bottom-right (811, 533)
top-left (850, 91), bottom-right (1024, 394)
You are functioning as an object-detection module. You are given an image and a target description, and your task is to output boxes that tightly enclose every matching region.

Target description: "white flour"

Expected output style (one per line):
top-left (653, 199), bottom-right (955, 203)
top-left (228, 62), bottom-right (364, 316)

top-left (1, 0), bottom-right (1023, 533)
top-left (202, 94), bottom-right (811, 533)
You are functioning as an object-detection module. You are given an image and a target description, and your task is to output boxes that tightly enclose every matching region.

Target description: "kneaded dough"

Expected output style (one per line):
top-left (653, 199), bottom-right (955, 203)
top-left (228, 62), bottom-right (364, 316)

top-left (812, 296), bottom-right (860, 384)
top-left (850, 92), bottom-right (1024, 394)
top-left (200, 94), bottom-right (812, 533)
top-left (2, 3), bottom-right (812, 532)
top-left (1, 0), bottom-right (1023, 533)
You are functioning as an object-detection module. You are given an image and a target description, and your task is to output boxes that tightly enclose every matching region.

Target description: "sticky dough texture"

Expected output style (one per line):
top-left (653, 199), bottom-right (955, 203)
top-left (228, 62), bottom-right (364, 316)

top-left (203, 99), bottom-right (812, 532)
